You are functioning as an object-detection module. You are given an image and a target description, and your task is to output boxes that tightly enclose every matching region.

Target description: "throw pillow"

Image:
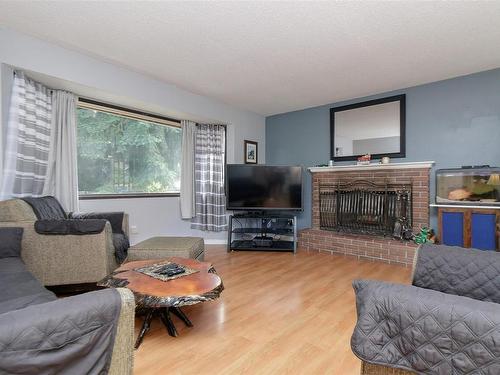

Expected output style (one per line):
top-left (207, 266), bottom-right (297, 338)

top-left (0, 227), bottom-right (24, 258)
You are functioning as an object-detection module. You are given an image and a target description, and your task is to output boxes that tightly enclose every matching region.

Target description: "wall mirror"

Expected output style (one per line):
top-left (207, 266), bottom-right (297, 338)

top-left (330, 94), bottom-right (406, 161)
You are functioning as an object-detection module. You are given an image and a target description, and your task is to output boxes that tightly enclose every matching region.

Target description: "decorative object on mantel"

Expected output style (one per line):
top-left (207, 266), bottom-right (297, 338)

top-left (380, 156), bottom-right (390, 164)
top-left (357, 153), bottom-right (371, 166)
top-left (244, 140), bottom-right (258, 164)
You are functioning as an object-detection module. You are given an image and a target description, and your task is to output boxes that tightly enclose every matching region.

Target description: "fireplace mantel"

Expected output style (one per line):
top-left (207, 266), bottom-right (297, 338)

top-left (308, 161), bottom-right (435, 173)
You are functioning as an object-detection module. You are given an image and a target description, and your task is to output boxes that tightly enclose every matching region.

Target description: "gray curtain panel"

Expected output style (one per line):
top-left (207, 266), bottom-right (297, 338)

top-left (191, 124), bottom-right (227, 232)
top-left (42, 91), bottom-right (79, 212)
top-left (0, 71), bottom-right (52, 199)
top-left (180, 120), bottom-right (196, 219)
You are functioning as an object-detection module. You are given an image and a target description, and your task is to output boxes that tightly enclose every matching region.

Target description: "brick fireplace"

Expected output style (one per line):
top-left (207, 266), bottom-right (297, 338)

top-left (298, 162), bottom-right (434, 267)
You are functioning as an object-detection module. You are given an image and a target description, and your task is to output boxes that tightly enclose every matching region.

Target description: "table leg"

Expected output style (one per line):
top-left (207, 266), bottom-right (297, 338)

top-left (160, 308), bottom-right (178, 337)
top-left (170, 306), bottom-right (194, 327)
top-left (135, 309), bottom-right (154, 349)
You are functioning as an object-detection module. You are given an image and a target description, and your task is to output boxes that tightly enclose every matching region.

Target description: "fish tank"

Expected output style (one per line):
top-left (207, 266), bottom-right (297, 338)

top-left (436, 166), bottom-right (500, 205)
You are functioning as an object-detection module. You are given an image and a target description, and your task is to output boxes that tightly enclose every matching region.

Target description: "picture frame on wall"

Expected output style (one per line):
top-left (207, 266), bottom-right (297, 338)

top-left (244, 140), bottom-right (258, 164)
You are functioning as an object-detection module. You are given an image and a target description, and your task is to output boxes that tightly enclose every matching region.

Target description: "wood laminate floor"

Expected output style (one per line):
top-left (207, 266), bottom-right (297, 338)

top-left (134, 246), bottom-right (411, 375)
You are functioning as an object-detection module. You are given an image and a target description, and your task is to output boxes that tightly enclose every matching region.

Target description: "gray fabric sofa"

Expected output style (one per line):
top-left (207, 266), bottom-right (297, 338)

top-left (352, 243), bottom-right (500, 375)
top-left (0, 198), bottom-right (129, 285)
top-left (0, 242), bottom-right (135, 374)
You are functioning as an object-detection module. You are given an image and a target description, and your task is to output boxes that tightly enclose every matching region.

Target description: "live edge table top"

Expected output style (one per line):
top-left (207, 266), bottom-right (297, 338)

top-left (98, 257), bottom-right (224, 308)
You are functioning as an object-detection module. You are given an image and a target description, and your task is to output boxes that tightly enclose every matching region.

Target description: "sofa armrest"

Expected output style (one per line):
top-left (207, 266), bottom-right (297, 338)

top-left (412, 243), bottom-right (500, 303)
top-left (0, 288), bottom-right (133, 375)
top-left (352, 279), bottom-right (500, 374)
top-left (109, 288), bottom-right (135, 375)
top-left (0, 221), bottom-right (117, 285)
top-left (70, 211), bottom-right (129, 236)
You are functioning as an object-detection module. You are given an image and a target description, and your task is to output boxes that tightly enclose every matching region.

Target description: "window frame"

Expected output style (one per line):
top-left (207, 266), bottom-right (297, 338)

top-left (77, 98), bottom-right (182, 200)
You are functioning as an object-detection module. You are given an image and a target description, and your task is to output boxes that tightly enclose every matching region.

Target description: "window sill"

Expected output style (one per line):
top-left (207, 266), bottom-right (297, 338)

top-left (79, 192), bottom-right (180, 200)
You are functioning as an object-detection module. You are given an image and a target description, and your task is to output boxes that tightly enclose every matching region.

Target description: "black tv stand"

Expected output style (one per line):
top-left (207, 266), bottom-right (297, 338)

top-left (227, 212), bottom-right (297, 253)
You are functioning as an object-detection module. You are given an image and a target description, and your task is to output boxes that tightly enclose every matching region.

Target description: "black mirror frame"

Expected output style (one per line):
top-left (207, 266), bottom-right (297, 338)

top-left (330, 94), bottom-right (406, 162)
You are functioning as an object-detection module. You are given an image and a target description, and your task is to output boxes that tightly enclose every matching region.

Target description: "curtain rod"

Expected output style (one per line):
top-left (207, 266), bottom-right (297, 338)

top-left (13, 72), bottom-right (227, 128)
top-left (78, 97), bottom-right (181, 125)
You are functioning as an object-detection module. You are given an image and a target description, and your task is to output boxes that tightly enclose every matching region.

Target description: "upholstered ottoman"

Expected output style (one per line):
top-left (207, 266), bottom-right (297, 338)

top-left (127, 237), bottom-right (205, 262)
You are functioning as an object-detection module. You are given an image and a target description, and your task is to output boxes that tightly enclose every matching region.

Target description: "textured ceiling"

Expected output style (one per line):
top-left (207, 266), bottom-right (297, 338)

top-left (1, 1), bottom-right (500, 116)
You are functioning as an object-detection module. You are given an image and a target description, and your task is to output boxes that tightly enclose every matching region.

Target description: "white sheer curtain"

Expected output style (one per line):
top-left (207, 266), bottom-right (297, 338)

top-left (0, 71), bottom-right (52, 199)
top-left (43, 91), bottom-right (79, 212)
top-left (180, 120), bottom-right (196, 219)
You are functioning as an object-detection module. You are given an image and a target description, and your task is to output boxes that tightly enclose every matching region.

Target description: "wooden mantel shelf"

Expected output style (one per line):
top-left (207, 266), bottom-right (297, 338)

top-left (308, 161), bottom-right (435, 173)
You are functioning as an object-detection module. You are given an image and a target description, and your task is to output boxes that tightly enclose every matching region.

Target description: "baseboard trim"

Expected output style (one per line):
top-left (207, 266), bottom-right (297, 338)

top-left (205, 239), bottom-right (227, 245)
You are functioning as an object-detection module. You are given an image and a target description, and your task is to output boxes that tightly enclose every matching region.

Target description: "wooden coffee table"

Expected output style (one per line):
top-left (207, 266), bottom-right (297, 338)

top-left (98, 257), bottom-right (223, 348)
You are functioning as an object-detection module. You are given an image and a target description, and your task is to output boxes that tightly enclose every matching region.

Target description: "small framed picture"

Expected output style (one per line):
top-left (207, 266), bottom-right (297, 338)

top-left (244, 140), bottom-right (258, 164)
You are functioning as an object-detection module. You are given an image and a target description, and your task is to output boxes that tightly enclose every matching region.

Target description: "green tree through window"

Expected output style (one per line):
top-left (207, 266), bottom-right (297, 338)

top-left (77, 107), bottom-right (181, 195)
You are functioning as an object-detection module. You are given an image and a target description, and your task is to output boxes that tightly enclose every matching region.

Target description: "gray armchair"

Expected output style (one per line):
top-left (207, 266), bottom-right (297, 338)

top-left (0, 255), bottom-right (134, 375)
top-left (0, 198), bottom-right (129, 286)
top-left (352, 243), bottom-right (500, 375)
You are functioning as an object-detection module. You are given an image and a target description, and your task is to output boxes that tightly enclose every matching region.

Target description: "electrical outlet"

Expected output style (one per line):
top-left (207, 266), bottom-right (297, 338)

top-left (131, 225), bottom-right (139, 234)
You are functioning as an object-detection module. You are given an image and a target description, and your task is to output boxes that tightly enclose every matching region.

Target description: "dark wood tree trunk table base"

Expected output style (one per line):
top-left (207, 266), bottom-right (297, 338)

top-left (98, 257), bottom-right (223, 349)
top-left (135, 306), bottom-right (193, 348)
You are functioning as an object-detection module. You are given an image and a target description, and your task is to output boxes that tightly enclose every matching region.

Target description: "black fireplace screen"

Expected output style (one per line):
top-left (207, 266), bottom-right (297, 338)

top-left (319, 180), bottom-right (412, 237)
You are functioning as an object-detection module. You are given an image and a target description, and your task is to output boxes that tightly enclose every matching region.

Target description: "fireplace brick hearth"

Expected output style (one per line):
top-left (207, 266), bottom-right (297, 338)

top-left (298, 162), bottom-right (433, 267)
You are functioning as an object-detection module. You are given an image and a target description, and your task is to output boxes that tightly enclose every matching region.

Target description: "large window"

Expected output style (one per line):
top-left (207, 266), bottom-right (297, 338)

top-left (77, 100), bottom-right (182, 197)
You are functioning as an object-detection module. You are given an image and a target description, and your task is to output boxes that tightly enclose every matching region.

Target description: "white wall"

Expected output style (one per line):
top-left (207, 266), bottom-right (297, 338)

top-left (0, 64), bottom-right (13, 183)
top-left (0, 28), bottom-right (266, 243)
top-left (78, 197), bottom-right (228, 245)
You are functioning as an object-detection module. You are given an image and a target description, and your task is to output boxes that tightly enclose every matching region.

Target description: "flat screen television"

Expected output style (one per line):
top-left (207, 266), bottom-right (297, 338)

top-left (226, 165), bottom-right (303, 211)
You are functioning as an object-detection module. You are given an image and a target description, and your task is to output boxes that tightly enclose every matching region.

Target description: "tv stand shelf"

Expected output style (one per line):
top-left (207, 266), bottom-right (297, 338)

top-left (227, 213), bottom-right (297, 253)
top-left (231, 227), bottom-right (293, 235)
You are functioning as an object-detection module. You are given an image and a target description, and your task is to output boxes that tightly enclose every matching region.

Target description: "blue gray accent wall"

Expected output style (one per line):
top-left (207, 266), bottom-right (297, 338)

top-left (266, 68), bottom-right (500, 231)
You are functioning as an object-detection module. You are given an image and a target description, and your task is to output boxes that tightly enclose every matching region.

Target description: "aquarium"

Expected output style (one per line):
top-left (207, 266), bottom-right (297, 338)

top-left (436, 166), bottom-right (500, 205)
